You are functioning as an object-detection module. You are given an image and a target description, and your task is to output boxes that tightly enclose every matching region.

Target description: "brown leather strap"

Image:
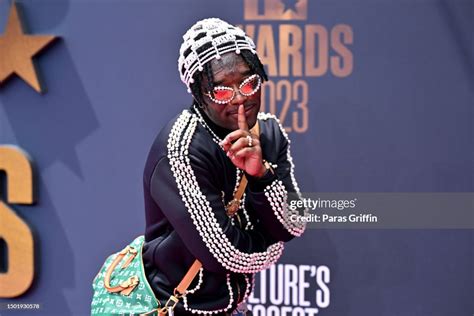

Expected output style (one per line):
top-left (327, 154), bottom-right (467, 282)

top-left (103, 245), bottom-right (139, 296)
top-left (250, 120), bottom-right (260, 139)
top-left (175, 260), bottom-right (202, 295)
top-left (233, 177), bottom-right (248, 203)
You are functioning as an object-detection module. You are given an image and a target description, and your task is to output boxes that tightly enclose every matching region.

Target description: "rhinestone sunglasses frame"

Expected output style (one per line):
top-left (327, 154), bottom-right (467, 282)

top-left (203, 74), bottom-right (262, 105)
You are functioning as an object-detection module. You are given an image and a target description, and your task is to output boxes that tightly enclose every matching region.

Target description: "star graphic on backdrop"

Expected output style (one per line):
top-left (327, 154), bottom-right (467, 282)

top-left (281, 0), bottom-right (300, 14)
top-left (0, 2), bottom-right (57, 93)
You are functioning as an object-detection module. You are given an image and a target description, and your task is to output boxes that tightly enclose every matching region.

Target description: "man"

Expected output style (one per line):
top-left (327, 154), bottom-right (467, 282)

top-left (142, 18), bottom-right (306, 315)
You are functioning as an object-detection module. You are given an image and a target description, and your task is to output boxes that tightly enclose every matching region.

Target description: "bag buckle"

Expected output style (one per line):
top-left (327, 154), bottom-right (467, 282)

top-left (157, 295), bottom-right (179, 316)
top-left (225, 199), bottom-right (240, 217)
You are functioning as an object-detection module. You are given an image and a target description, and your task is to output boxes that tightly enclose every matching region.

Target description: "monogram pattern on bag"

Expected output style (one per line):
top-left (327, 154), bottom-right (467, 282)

top-left (91, 236), bottom-right (159, 315)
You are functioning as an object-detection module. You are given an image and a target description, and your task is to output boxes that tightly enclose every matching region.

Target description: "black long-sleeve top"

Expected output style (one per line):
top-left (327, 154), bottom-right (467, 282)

top-left (142, 104), bottom-right (306, 315)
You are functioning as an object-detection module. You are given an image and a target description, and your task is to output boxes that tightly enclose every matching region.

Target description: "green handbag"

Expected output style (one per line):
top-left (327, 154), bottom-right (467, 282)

top-left (91, 153), bottom-right (255, 315)
top-left (91, 236), bottom-right (202, 316)
top-left (91, 236), bottom-right (162, 315)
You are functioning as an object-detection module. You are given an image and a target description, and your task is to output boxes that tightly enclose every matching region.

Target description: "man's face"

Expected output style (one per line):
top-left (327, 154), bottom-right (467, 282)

top-left (199, 52), bottom-right (261, 131)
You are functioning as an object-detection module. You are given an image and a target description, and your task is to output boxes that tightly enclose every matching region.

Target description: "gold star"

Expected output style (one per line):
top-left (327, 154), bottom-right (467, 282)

top-left (0, 3), bottom-right (57, 93)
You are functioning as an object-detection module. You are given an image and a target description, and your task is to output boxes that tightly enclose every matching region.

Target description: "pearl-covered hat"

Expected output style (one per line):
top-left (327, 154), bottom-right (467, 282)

top-left (178, 18), bottom-right (257, 93)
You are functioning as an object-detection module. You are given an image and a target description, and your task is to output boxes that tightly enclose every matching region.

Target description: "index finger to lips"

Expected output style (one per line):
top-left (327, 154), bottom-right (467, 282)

top-left (237, 104), bottom-right (249, 131)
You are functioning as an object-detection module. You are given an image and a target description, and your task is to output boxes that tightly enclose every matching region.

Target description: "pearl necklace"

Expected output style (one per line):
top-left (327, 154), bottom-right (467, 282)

top-left (193, 104), bottom-right (223, 146)
top-left (193, 106), bottom-right (255, 230)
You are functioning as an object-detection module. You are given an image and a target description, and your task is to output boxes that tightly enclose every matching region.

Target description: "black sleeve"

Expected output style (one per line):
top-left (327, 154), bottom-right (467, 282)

top-left (148, 142), bottom-right (284, 275)
top-left (244, 117), bottom-right (307, 242)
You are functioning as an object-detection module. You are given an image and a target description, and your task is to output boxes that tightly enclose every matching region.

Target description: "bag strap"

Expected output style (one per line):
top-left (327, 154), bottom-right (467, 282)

top-left (160, 121), bottom-right (261, 315)
top-left (103, 245), bottom-right (140, 296)
top-left (175, 260), bottom-right (202, 295)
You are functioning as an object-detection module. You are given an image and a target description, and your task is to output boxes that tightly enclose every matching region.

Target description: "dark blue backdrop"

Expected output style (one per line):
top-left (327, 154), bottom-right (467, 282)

top-left (0, 0), bottom-right (472, 315)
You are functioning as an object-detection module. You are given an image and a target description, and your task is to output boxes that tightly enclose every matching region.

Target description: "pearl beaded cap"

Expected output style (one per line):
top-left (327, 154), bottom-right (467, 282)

top-left (178, 18), bottom-right (257, 93)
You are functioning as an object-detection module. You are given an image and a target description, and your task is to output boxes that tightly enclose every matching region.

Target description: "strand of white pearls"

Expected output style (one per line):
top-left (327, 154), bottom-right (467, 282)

top-left (167, 110), bottom-right (284, 273)
top-left (232, 168), bottom-right (243, 197)
top-left (193, 108), bottom-right (244, 225)
top-left (257, 113), bottom-right (309, 219)
top-left (239, 274), bottom-right (252, 305)
top-left (264, 180), bottom-right (305, 237)
top-left (249, 273), bottom-right (256, 301)
top-left (193, 105), bottom-right (223, 145)
top-left (184, 268), bottom-right (204, 295)
top-left (240, 194), bottom-right (254, 231)
top-left (182, 273), bottom-right (234, 314)
top-left (230, 168), bottom-right (244, 227)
